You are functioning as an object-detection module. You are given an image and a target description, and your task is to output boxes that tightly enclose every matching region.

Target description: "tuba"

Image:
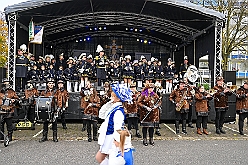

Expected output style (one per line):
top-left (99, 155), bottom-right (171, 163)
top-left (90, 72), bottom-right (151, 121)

top-left (184, 65), bottom-right (199, 83)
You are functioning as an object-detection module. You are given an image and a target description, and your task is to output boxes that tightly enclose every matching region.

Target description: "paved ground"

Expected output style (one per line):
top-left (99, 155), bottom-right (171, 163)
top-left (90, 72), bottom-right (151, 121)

top-left (1, 117), bottom-right (248, 164)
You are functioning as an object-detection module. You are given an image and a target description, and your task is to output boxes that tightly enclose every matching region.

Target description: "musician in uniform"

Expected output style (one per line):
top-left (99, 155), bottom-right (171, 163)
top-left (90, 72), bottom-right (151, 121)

top-left (169, 80), bottom-right (192, 134)
top-left (95, 49), bottom-right (107, 86)
top-left (124, 82), bottom-right (142, 138)
top-left (164, 58), bottom-right (176, 93)
top-left (38, 64), bottom-right (49, 86)
top-left (15, 45), bottom-right (29, 91)
top-left (99, 82), bottom-right (111, 107)
top-left (80, 81), bottom-right (92, 132)
top-left (195, 85), bottom-right (212, 135)
top-left (154, 60), bottom-right (163, 87)
top-left (78, 53), bottom-right (87, 89)
top-left (213, 76), bottom-right (232, 134)
top-left (122, 55), bottom-right (134, 87)
top-left (39, 78), bottom-right (57, 142)
top-left (54, 80), bottom-right (69, 130)
top-left (0, 79), bottom-right (19, 141)
top-left (135, 60), bottom-right (144, 88)
top-left (236, 80), bottom-right (248, 135)
top-left (55, 53), bottom-right (67, 71)
top-left (27, 64), bottom-right (40, 85)
top-left (36, 56), bottom-right (45, 70)
top-left (24, 80), bottom-right (38, 124)
top-left (179, 56), bottom-right (190, 79)
top-left (64, 63), bottom-right (74, 92)
top-left (137, 83), bottom-right (161, 146)
top-left (81, 86), bottom-right (100, 142)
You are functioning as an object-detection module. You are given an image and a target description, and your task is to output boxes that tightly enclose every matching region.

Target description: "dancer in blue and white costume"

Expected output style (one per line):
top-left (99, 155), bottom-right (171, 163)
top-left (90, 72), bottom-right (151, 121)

top-left (95, 83), bottom-right (132, 164)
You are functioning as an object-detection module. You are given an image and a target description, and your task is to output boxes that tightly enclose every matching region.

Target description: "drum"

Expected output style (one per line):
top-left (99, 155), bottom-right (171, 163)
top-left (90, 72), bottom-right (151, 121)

top-left (35, 97), bottom-right (54, 122)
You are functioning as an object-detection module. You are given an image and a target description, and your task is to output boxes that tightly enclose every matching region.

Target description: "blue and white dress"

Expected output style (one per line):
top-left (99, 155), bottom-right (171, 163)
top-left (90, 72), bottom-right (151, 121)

top-left (98, 101), bottom-right (125, 154)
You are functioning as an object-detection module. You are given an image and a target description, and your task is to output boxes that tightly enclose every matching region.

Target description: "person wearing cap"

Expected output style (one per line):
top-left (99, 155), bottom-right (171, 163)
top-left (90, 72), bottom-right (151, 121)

top-left (27, 64), bottom-right (40, 85)
top-left (213, 76), bottom-right (232, 134)
top-left (39, 78), bottom-right (57, 142)
top-left (38, 64), bottom-right (49, 86)
top-left (236, 80), bottom-right (248, 135)
top-left (134, 60), bottom-right (144, 88)
top-left (124, 82), bottom-right (142, 138)
top-left (95, 49), bottom-right (107, 86)
top-left (154, 61), bottom-right (163, 87)
top-left (122, 55), bottom-right (134, 86)
top-left (64, 63), bottom-right (76, 92)
top-left (137, 83), bottom-right (161, 146)
top-left (95, 83), bottom-right (132, 164)
top-left (55, 53), bottom-right (67, 71)
top-left (81, 86), bottom-right (100, 142)
top-left (78, 54), bottom-right (89, 89)
top-left (107, 61), bottom-right (119, 83)
top-left (194, 85), bottom-right (212, 135)
top-left (107, 128), bottom-right (134, 165)
top-left (54, 80), bottom-right (69, 131)
top-left (80, 81), bottom-right (92, 132)
top-left (164, 58), bottom-right (176, 93)
top-left (47, 64), bottom-right (56, 80)
top-left (28, 54), bottom-right (36, 71)
top-left (0, 79), bottom-right (19, 141)
top-left (143, 61), bottom-right (152, 84)
top-left (179, 56), bottom-right (191, 79)
top-left (169, 80), bottom-right (193, 134)
top-left (36, 56), bottom-right (45, 70)
top-left (24, 80), bottom-right (39, 125)
top-left (45, 55), bottom-right (51, 69)
top-left (15, 45), bottom-right (29, 92)
top-left (99, 82), bottom-right (111, 107)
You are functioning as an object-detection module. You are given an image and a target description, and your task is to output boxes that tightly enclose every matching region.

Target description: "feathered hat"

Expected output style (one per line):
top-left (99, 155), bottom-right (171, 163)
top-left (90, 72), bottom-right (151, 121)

top-left (111, 83), bottom-right (132, 102)
top-left (96, 45), bottom-right (104, 53)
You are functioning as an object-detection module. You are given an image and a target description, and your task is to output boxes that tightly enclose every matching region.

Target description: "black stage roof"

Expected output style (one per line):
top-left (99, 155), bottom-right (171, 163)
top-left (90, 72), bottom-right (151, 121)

top-left (5, 0), bottom-right (225, 47)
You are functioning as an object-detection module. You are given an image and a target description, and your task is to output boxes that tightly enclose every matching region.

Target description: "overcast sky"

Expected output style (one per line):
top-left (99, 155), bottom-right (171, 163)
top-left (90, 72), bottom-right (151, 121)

top-left (0, 0), bottom-right (26, 12)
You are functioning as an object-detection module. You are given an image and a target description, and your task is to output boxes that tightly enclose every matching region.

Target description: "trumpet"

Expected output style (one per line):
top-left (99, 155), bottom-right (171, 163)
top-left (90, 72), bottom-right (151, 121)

top-left (223, 83), bottom-right (238, 96)
top-left (206, 88), bottom-right (217, 95)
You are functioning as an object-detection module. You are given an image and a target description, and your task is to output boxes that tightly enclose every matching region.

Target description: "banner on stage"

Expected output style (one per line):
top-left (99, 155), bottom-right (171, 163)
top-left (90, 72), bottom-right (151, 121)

top-left (30, 26), bottom-right (44, 44)
top-left (28, 20), bottom-right (34, 41)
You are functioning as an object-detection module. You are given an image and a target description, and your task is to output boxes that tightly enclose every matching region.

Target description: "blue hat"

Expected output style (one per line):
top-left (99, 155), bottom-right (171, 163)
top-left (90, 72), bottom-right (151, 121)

top-left (111, 83), bottom-right (132, 102)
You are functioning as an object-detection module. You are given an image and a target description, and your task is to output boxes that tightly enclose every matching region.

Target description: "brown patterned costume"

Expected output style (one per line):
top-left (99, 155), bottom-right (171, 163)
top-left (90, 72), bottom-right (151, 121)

top-left (137, 83), bottom-right (161, 146)
top-left (124, 90), bottom-right (142, 138)
top-left (195, 89), bottom-right (212, 135)
top-left (24, 88), bottom-right (38, 123)
top-left (236, 84), bottom-right (248, 135)
top-left (213, 84), bottom-right (232, 134)
top-left (169, 84), bottom-right (192, 134)
top-left (0, 88), bottom-right (19, 141)
top-left (80, 88), bottom-right (100, 142)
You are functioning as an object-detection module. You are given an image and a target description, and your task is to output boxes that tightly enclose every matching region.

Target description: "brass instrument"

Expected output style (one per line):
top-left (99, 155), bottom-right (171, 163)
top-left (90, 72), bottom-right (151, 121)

top-left (223, 83), bottom-right (238, 96)
top-left (207, 88), bottom-right (217, 96)
top-left (84, 90), bottom-right (90, 101)
top-left (176, 89), bottom-right (188, 112)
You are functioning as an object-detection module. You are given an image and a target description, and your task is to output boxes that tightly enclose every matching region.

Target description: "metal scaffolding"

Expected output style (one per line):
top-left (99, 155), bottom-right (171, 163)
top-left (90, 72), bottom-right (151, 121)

top-left (7, 14), bottom-right (16, 90)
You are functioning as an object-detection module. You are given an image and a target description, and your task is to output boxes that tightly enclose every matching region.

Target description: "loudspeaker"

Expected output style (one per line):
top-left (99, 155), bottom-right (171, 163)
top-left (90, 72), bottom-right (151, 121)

top-left (223, 71), bottom-right (236, 85)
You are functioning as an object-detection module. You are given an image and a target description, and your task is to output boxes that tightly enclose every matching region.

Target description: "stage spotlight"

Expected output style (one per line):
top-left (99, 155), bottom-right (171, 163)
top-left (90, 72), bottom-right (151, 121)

top-left (148, 41), bottom-right (151, 44)
top-left (79, 39), bottom-right (83, 42)
top-left (94, 27), bottom-right (98, 31)
top-left (137, 39), bottom-right (139, 42)
top-left (90, 28), bottom-right (92, 30)
top-left (134, 29), bottom-right (138, 32)
top-left (87, 37), bottom-right (90, 41)
top-left (126, 28), bottom-right (128, 31)
top-left (130, 28), bottom-right (133, 31)
top-left (51, 46), bottom-right (53, 48)
top-left (140, 40), bottom-right (143, 43)
top-left (84, 39), bottom-right (86, 41)
top-left (144, 40), bottom-right (148, 44)
top-left (76, 40), bottom-right (78, 42)
top-left (139, 29), bottom-right (142, 32)
top-left (104, 27), bottom-right (107, 30)
top-left (99, 27), bottom-right (102, 30)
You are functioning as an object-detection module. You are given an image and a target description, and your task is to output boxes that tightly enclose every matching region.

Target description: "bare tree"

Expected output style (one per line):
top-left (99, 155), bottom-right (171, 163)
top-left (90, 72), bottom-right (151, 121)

top-left (190, 0), bottom-right (248, 70)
